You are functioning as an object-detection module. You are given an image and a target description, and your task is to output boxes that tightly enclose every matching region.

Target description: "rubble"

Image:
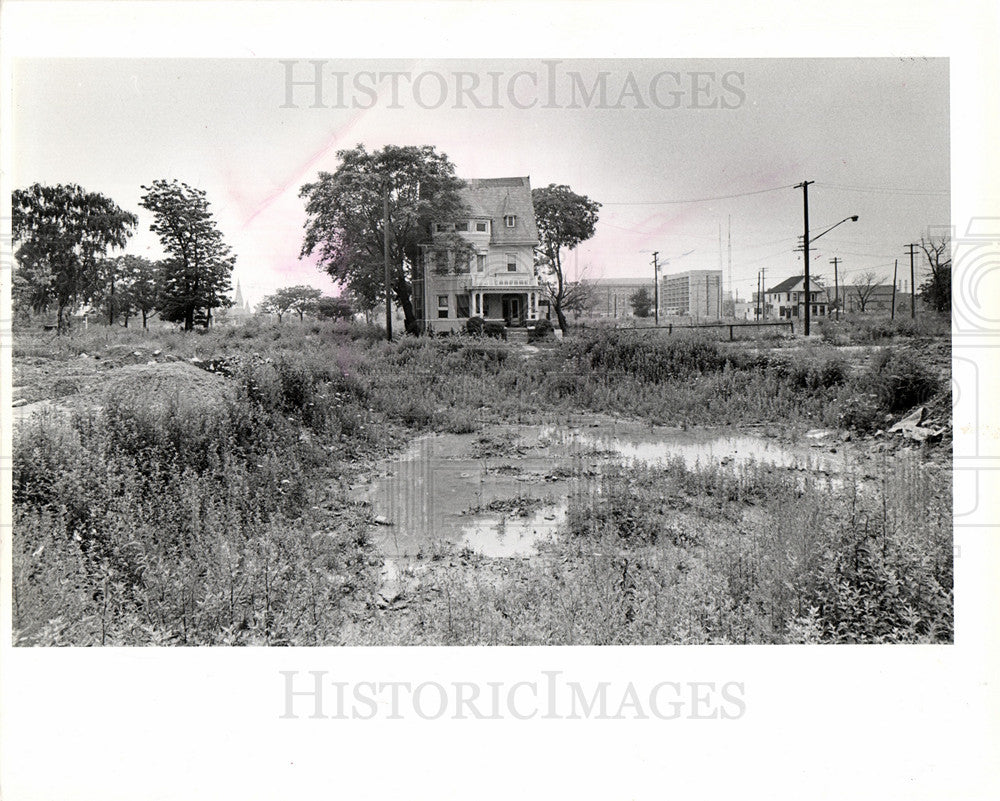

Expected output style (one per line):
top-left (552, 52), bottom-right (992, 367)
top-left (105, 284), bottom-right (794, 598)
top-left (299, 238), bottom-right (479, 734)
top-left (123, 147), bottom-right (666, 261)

top-left (887, 406), bottom-right (946, 443)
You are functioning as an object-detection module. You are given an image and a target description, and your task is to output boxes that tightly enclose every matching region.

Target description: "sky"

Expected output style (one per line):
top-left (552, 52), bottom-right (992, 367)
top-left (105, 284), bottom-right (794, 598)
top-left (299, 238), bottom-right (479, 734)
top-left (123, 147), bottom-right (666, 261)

top-left (12, 58), bottom-right (949, 306)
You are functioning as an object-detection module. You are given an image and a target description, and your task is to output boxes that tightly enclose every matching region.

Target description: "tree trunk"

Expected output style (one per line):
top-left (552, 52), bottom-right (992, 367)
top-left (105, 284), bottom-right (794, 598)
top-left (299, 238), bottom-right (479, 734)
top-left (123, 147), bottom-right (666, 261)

top-left (185, 308), bottom-right (194, 331)
top-left (142, 310), bottom-right (148, 330)
top-left (393, 274), bottom-right (417, 334)
top-left (554, 304), bottom-right (569, 334)
top-left (57, 301), bottom-right (69, 335)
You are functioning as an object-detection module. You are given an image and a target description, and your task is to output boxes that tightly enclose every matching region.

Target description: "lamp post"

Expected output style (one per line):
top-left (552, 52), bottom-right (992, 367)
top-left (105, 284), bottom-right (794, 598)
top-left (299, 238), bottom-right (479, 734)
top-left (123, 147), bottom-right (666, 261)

top-left (800, 213), bottom-right (858, 335)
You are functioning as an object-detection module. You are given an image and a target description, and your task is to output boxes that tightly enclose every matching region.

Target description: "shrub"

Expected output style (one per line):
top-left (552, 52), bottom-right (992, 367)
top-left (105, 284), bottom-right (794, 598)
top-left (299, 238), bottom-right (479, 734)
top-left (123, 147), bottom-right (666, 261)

top-left (483, 321), bottom-right (507, 340)
top-left (867, 348), bottom-right (938, 413)
top-left (465, 316), bottom-right (485, 336)
top-left (529, 319), bottom-right (554, 342)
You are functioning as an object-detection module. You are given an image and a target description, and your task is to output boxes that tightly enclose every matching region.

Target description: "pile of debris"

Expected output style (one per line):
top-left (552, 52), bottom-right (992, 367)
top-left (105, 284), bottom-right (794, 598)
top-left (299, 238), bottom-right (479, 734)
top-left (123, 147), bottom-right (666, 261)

top-left (882, 406), bottom-right (947, 443)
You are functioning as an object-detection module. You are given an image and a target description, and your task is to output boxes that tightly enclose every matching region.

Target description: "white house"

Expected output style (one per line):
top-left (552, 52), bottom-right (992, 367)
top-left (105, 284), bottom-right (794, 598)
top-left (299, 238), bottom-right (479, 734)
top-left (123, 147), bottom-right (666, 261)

top-left (765, 276), bottom-right (830, 319)
top-left (413, 177), bottom-right (543, 334)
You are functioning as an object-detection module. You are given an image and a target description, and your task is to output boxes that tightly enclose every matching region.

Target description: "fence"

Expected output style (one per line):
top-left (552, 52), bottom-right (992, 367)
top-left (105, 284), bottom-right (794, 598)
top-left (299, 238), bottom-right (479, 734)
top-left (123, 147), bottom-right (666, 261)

top-left (608, 320), bottom-right (795, 339)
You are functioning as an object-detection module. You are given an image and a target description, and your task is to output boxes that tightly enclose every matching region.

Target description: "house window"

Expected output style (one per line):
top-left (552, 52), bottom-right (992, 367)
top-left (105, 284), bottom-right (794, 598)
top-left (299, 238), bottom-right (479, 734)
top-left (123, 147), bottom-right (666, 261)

top-left (454, 221), bottom-right (468, 232)
top-left (476, 253), bottom-right (486, 272)
top-left (787, 292), bottom-right (791, 301)
top-left (506, 253), bottom-right (517, 272)
top-left (475, 221), bottom-right (489, 232)
top-left (456, 295), bottom-right (470, 318)
top-left (437, 295), bottom-right (449, 319)
top-left (504, 215), bottom-right (516, 228)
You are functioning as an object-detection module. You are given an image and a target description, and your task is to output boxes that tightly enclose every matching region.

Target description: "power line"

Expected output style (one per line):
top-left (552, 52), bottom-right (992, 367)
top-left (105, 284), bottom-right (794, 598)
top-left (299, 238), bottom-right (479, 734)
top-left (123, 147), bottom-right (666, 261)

top-left (813, 182), bottom-right (948, 197)
top-left (602, 185), bottom-right (793, 206)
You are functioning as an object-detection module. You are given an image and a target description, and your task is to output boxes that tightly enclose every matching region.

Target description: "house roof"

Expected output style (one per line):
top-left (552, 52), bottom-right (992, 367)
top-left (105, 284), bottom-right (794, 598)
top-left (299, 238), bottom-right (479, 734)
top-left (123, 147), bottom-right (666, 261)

top-left (767, 275), bottom-right (826, 294)
top-left (460, 177), bottom-right (539, 246)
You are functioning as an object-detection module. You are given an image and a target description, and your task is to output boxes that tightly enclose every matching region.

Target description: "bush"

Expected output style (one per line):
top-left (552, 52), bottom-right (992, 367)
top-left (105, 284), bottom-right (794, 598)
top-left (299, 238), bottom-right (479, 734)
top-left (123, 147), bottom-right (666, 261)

top-left (529, 319), bottom-right (554, 342)
top-left (465, 316), bottom-right (485, 336)
top-left (867, 348), bottom-right (938, 413)
top-left (483, 321), bottom-right (507, 340)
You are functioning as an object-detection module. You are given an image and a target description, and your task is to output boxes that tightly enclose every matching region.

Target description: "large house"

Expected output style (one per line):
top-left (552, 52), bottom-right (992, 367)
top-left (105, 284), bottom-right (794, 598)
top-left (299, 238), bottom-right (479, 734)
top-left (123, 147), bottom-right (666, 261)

top-left (765, 276), bottom-right (830, 319)
top-left (413, 176), bottom-right (544, 334)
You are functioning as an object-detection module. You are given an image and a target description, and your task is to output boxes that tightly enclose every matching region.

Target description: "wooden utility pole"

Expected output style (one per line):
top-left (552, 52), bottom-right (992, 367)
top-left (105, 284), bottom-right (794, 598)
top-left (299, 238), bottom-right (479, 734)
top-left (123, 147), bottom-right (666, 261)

top-left (891, 258), bottom-right (899, 320)
top-left (830, 256), bottom-right (841, 321)
top-left (756, 270), bottom-right (762, 320)
top-left (383, 182), bottom-right (392, 341)
top-left (727, 214), bottom-right (732, 317)
top-left (795, 180), bottom-right (814, 334)
top-left (652, 251), bottom-right (660, 326)
top-left (906, 243), bottom-right (918, 319)
top-left (761, 267), bottom-right (766, 320)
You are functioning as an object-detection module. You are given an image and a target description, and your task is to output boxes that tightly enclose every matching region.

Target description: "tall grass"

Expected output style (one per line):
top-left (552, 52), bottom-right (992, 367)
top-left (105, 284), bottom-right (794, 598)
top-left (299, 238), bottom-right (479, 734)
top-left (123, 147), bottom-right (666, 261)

top-left (12, 321), bottom-right (950, 645)
top-left (351, 454), bottom-right (952, 645)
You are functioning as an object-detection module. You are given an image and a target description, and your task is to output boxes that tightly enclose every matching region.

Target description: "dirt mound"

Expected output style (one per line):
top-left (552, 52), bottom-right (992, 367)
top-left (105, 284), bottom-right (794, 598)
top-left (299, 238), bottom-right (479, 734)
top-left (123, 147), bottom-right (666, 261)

top-left (101, 361), bottom-right (233, 410)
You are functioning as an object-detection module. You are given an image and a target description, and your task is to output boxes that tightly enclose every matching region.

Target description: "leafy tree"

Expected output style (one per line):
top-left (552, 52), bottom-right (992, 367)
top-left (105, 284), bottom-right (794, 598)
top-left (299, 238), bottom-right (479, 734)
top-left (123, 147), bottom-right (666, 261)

top-left (12, 183), bottom-right (137, 332)
top-left (120, 256), bottom-right (162, 329)
top-left (532, 183), bottom-right (601, 333)
top-left (315, 295), bottom-right (355, 321)
top-left (259, 285), bottom-right (323, 322)
top-left (918, 235), bottom-right (951, 315)
top-left (93, 254), bottom-right (158, 327)
top-left (139, 180), bottom-right (235, 330)
top-left (300, 144), bottom-right (469, 334)
top-left (630, 286), bottom-right (652, 317)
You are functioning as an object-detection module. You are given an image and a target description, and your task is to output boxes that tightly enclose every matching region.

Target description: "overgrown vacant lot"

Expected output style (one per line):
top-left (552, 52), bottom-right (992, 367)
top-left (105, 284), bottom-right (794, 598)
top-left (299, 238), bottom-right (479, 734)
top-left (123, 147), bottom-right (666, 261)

top-left (11, 318), bottom-right (952, 645)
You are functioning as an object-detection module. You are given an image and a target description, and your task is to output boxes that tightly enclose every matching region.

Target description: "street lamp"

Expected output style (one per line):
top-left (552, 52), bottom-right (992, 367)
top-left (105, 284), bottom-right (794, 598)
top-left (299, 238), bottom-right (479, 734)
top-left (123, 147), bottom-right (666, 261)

top-left (802, 214), bottom-right (858, 335)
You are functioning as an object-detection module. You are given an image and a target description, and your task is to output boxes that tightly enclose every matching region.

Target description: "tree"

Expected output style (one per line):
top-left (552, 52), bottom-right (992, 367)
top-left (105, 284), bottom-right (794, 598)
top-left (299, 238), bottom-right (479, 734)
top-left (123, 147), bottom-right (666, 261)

top-left (851, 270), bottom-right (884, 313)
top-left (139, 180), bottom-right (235, 330)
top-left (630, 286), bottom-right (653, 317)
top-left (120, 256), bottom-right (162, 329)
top-left (300, 144), bottom-right (469, 335)
top-left (259, 285), bottom-right (323, 322)
top-left (918, 235), bottom-right (951, 315)
top-left (315, 295), bottom-right (355, 321)
top-left (532, 184), bottom-right (601, 334)
top-left (12, 183), bottom-right (137, 333)
top-left (93, 254), bottom-right (159, 327)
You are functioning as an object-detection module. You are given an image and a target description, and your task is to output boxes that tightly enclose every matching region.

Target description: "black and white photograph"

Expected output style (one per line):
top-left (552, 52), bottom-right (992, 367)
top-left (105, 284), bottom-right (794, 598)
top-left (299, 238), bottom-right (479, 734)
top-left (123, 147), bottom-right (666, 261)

top-left (1, 2), bottom-right (997, 800)
top-left (9, 56), bottom-right (953, 646)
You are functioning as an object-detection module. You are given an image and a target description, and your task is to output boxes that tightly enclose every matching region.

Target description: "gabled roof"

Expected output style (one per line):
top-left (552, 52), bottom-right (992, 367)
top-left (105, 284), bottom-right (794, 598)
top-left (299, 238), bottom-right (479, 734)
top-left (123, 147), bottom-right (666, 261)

top-left (767, 275), bottom-right (825, 294)
top-left (460, 177), bottom-right (539, 246)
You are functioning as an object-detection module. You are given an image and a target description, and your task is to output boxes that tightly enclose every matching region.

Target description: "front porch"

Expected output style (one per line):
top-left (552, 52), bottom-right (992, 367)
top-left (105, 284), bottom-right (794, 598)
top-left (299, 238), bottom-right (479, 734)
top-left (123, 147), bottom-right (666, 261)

top-left (473, 290), bottom-right (540, 327)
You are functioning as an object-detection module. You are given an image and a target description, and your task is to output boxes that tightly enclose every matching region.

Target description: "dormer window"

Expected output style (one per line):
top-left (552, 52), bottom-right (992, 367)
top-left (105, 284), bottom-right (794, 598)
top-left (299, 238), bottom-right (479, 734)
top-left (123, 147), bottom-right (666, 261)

top-left (475, 221), bottom-right (489, 232)
top-left (454, 221), bottom-right (468, 232)
top-left (504, 215), bottom-right (517, 228)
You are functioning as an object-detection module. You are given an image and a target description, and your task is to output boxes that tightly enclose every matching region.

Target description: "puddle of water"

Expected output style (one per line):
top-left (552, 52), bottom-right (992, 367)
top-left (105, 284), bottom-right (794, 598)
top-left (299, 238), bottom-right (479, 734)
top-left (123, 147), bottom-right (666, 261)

top-left (459, 502), bottom-right (567, 557)
top-left (356, 422), bottom-right (849, 560)
top-left (536, 425), bottom-right (842, 473)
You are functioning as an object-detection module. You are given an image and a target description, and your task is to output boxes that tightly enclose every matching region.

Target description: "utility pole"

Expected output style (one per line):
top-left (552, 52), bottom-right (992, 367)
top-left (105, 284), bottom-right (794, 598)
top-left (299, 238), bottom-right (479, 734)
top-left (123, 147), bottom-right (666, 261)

top-left (830, 256), bottom-right (841, 321)
top-left (727, 214), bottom-right (732, 317)
top-left (383, 181), bottom-right (392, 341)
top-left (761, 266), bottom-right (766, 320)
top-left (756, 270), bottom-right (762, 321)
top-left (891, 258), bottom-right (898, 320)
top-left (652, 251), bottom-right (660, 326)
top-left (795, 180), bottom-right (815, 334)
top-left (906, 243), bottom-right (918, 319)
